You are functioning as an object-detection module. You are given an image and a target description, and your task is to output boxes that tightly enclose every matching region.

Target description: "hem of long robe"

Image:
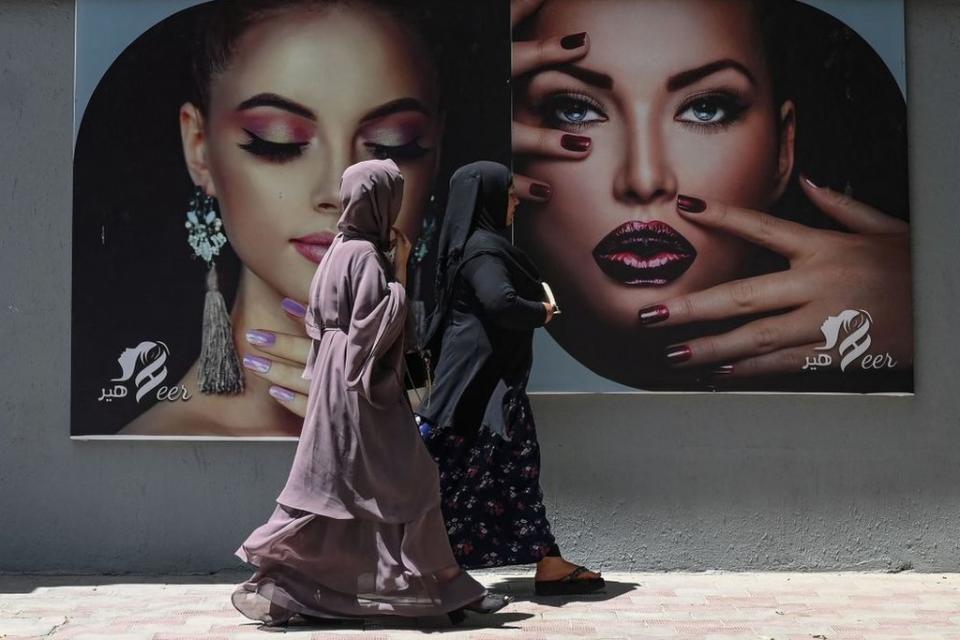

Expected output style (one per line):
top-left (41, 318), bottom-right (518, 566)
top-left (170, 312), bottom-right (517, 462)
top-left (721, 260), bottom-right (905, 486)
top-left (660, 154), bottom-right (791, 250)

top-left (233, 503), bottom-right (485, 621)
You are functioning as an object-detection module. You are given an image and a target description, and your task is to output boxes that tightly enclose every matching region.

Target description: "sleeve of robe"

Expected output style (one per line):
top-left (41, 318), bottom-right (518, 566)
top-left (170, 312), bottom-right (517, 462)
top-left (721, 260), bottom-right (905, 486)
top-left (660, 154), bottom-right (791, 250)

top-left (344, 248), bottom-right (407, 408)
top-left (461, 253), bottom-right (548, 331)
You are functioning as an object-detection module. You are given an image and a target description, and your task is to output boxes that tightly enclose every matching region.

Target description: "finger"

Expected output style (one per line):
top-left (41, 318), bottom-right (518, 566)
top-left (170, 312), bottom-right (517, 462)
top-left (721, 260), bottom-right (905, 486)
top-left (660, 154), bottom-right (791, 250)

top-left (245, 329), bottom-right (312, 365)
top-left (513, 120), bottom-right (591, 158)
top-left (513, 32), bottom-right (589, 77)
top-left (663, 312), bottom-right (823, 368)
top-left (241, 355), bottom-right (311, 394)
top-left (800, 175), bottom-right (908, 234)
top-left (513, 174), bottom-right (553, 202)
top-left (281, 297), bottom-right (307, 319)
top-left (638, 272), bottom-right (810, 328)
top-left (713, 343), bottom-right (829, 379)
top-left (511, 0), bottom-right (546, 27)
top-left (675, 194), bottom-right (815, 259)
top-left (267, 385), bottom-right (308, 418)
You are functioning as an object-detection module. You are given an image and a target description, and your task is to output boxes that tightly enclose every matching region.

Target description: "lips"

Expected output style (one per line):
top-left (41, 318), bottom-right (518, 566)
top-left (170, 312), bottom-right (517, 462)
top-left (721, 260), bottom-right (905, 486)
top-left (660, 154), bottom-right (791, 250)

top-left (291, 232), bottom-right (336, 264)
top-left (592, 220), bottom-right (696, 286)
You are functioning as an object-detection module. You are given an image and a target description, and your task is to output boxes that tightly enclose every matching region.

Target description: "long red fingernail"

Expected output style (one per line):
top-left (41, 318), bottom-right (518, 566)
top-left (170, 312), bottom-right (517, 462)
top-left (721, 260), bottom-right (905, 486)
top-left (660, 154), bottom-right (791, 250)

top-left (800, 173), bottom-right (821, 189)
top-left (529, 182), bottom-right (552, 200)
top-left (561, 134), bottom-right (591, 152)
top-left (677, 195), bottom-right (706, 213)
top-left (560, 32), bottom-right (588, 50)
top-left (638, 304), bottom-right (669, 325)
top-left (664, 344), bottom-right (692, 364)
top-left (712, 364), bottom-right (735, 375)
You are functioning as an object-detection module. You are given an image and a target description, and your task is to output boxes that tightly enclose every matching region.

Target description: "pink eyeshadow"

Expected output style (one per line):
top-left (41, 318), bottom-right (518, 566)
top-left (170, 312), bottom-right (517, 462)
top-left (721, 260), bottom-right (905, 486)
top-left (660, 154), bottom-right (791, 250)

top-left (236, 113), bottom-right (313, 142)
top-left (358, 111), bottom-right (431, 146)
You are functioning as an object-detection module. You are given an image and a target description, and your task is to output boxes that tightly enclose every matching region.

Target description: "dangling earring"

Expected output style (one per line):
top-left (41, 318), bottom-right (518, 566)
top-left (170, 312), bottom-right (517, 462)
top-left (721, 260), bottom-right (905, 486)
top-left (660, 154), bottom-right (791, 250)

top-left (185, 186), bottom-right (244, 395)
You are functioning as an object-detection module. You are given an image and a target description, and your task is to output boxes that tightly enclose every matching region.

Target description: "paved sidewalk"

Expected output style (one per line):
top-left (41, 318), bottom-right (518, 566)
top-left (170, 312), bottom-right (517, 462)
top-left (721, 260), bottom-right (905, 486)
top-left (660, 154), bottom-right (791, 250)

top-left (1, 571), bottom-right (959, 639)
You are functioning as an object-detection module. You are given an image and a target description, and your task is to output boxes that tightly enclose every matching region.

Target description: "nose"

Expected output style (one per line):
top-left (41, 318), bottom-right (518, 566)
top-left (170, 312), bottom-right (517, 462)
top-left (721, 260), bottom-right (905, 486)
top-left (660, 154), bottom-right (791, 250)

top-left (310, 140), bottom-right (351, 215)
top-left (613, 109), bottom-right (677, 206)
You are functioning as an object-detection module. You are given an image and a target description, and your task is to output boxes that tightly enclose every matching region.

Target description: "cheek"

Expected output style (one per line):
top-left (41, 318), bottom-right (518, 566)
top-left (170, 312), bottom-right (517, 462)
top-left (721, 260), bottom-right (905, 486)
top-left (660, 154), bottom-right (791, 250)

top-left (672, 121), bottom-right (780, 208)
top-left (206, 145), bottom-right (287, 252)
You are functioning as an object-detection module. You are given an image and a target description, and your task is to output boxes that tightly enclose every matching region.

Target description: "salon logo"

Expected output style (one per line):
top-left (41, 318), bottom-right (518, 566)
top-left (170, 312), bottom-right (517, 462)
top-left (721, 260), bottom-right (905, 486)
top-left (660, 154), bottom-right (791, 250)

top-left (97, 340), bottom-right (191, 403)
top-left (802, 310), bottom-right (896, 372)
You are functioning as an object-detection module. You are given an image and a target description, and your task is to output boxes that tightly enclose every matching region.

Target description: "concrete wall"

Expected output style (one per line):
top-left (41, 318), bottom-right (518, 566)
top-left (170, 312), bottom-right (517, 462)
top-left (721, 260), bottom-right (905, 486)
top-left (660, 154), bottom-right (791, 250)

top-left (2, 0), bottom-right (959, 573)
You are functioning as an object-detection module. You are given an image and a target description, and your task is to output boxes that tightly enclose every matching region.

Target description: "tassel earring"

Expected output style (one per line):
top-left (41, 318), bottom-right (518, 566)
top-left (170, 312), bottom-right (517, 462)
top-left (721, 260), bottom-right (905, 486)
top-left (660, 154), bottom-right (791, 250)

top-left (185, 186), bottom-right (244, 395)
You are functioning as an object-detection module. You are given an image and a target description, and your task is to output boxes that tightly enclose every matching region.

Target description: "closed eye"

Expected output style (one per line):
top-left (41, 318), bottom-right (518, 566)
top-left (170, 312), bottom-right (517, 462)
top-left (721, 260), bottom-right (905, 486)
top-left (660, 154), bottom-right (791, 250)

top-left (238, 129), bottom-right (308, 163)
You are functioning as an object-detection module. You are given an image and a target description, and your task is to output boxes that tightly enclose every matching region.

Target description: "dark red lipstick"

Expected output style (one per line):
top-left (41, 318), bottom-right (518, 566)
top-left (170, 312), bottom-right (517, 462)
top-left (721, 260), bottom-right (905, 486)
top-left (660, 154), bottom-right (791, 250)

top-left (592, 220), bottom-right (696, 286)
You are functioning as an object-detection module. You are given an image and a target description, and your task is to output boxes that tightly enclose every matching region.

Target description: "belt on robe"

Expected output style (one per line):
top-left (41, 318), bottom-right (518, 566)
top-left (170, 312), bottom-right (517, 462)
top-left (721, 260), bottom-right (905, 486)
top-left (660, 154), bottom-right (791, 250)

top-left (302, 319), bottom-right (344, 379)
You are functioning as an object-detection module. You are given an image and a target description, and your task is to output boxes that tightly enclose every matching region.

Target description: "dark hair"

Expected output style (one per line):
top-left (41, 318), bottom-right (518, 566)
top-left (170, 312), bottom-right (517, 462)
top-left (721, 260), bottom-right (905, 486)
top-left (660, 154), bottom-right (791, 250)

top-left (752, 0), bottom-right (908, 227)
top-left (189, 0), bottom-right (451, 114)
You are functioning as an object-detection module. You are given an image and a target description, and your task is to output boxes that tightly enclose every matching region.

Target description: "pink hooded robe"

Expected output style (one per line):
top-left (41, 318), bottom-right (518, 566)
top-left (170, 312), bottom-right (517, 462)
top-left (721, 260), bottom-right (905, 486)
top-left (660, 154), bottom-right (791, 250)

top-left (232, 159), bottom-right (484, 623)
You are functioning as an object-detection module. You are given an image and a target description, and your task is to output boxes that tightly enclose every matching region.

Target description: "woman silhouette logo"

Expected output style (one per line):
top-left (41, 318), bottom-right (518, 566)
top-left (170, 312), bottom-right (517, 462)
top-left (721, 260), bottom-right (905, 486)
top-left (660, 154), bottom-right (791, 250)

top-left (816, 310), bottom-right (873, 372)
top-left (111, 341), bottom-right (170, 402)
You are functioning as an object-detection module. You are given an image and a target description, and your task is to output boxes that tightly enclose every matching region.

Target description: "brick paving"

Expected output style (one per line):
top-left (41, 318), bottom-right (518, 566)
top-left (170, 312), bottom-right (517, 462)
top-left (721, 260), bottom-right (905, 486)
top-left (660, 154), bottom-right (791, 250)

top-left (1, 571), bottom-right (959, 639)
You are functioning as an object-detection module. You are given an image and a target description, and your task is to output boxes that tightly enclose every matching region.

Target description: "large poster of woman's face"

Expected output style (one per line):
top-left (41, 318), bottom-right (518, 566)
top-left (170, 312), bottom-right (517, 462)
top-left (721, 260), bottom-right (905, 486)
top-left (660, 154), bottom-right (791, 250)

top-left (73, 0), bottom-right (911, 438)
top-left (512, 0), bottom-right (912, 393)
top-left (72, 0), bottom-right (510, 436)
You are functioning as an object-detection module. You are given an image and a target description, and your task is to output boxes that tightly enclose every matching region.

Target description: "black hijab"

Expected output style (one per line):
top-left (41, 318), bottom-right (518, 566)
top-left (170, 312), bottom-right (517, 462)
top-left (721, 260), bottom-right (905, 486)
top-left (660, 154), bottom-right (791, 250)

top-left (425, 161), bottom-right (541, 350)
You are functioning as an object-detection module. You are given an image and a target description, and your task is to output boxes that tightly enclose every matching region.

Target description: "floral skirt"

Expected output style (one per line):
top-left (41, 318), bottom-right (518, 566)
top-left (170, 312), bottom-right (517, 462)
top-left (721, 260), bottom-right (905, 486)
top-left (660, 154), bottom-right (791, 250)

top-left (420, 390), bottom-right (558, 569)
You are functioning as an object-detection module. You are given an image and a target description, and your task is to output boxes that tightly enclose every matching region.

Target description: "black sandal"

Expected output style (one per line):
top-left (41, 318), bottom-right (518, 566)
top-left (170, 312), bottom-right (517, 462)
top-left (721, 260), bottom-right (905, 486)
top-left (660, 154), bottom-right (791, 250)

top-left (448, 593), bottom-right (512, 624)
top-left (534, 566), bottom-right (606, 596)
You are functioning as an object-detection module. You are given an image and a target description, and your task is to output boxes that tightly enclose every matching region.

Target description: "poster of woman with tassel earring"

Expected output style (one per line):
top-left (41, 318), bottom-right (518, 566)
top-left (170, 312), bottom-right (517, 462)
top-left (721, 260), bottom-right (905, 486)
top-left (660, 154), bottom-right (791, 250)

top-left (71, 0), bottom-right (511, 437)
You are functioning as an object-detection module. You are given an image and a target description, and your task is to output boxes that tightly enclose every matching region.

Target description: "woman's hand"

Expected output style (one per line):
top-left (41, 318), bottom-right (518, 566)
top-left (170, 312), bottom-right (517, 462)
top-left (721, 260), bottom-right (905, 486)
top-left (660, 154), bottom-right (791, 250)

top-left (242, 298), bottom-right (312, 417)
top-left (391, 225), bottom-right (412, 287)
top-left (511, 0), bottom-right (592, 202)
top-left (639, 177), bottom-right (912, 379)
top-left (543, 302), bottom-right (556, 324)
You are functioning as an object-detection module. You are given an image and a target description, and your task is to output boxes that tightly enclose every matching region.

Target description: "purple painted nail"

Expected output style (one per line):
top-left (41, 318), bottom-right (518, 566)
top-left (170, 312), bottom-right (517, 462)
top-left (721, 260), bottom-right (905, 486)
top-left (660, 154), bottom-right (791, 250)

top-left (245, 330), bottom-right (276, 346)
top-left (281, 298), bottom-right (306, 318)
top-left (269, 385), bottom-right (296, 402)
top-left (242, 354), bottom-right (271, 374)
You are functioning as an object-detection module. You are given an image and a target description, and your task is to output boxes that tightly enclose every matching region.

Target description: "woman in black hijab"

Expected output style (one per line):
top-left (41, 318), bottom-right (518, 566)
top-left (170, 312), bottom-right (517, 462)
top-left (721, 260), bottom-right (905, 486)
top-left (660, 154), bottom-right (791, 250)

top-left (418, 161), bottom-right (604, 595)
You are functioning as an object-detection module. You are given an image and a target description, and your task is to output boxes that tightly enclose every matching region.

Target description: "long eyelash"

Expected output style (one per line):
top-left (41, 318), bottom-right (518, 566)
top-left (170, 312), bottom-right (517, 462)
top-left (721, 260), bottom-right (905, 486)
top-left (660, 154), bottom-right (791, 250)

top-left (238, 129), bottom-right (307, 163)
top-left (676, 91), bottom-right (748, 132)
top-left (538, 91), bottom-right (608, 131)
top-left (364, 140), bottom-right (431, 161)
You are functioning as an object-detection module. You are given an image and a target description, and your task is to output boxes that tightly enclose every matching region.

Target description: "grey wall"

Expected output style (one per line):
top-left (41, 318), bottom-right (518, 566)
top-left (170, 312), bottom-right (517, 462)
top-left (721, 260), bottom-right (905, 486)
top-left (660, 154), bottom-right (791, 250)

top-left (1, 0), bottom-right (958, 573)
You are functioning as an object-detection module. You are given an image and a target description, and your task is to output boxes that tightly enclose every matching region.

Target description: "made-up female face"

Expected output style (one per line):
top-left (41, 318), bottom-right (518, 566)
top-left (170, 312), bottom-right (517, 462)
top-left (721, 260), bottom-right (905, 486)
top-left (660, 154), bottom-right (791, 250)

top-left (514, 0), bottom-right (794, 384)
top-left (186, 3), bottom-right (441, 302)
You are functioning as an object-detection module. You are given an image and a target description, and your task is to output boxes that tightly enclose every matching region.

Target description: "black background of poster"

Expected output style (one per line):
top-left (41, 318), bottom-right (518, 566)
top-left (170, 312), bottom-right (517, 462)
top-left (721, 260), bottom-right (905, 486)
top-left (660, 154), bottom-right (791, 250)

top-left (72, 1), bottom-right (511, 435)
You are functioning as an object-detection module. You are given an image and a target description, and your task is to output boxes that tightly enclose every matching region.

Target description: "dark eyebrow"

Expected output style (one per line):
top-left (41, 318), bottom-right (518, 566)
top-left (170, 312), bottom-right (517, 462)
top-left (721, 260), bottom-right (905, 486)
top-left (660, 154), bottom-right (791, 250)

top-left (666, 59), bottom-right (755, 92)
top-left (236, 93), bottom-right (315, 120)
top-left (550, 64), bottom-right (614, 90)
top-left (359, 97), bottom-right (432, 122)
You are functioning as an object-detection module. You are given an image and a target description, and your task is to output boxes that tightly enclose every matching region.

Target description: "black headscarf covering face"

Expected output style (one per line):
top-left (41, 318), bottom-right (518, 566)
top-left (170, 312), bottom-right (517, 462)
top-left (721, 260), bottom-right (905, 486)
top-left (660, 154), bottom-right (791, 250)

top-left (425, 161), bottom-right (541, 350)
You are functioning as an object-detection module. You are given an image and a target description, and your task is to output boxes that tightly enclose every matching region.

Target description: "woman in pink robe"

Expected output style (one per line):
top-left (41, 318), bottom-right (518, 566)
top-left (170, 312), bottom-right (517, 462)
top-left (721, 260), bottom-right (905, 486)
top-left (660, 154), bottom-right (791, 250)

top-left (232, 159), bottom-right (506, 627)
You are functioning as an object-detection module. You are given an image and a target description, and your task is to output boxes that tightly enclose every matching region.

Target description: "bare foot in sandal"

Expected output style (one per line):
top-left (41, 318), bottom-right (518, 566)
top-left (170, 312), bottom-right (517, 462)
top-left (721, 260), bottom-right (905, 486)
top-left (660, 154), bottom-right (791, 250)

top-left (534, 556), bottom-right (605, 595)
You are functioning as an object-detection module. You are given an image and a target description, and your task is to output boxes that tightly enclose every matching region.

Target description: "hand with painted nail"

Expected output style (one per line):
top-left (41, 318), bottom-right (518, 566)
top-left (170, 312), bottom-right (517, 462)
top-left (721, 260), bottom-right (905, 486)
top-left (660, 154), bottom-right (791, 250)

top-left (242, 297), bottom-right (313, 417)
top-left (511, 0), bottom-right (591, 202)
top-left (640, 178), bottom-right (912, 379)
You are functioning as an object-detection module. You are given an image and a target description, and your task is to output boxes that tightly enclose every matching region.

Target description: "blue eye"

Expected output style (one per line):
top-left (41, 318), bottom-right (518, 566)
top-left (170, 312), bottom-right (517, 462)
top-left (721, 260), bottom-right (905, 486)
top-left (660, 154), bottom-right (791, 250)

top-left (542, 94), bottom-right (608, 130)
top-left (676, 93), bottom-right (746, 128)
